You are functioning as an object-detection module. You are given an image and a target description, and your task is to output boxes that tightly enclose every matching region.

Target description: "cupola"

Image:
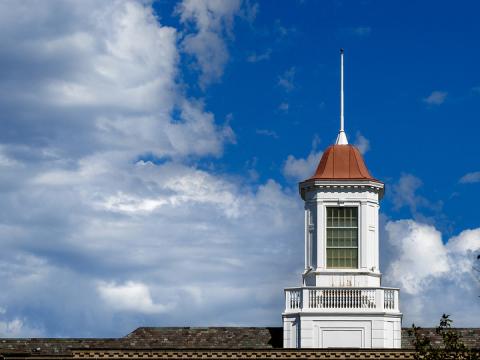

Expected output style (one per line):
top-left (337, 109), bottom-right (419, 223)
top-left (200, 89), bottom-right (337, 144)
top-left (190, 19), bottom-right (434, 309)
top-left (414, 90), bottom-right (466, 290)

top-left (282, 49), bottom-right (401, 349)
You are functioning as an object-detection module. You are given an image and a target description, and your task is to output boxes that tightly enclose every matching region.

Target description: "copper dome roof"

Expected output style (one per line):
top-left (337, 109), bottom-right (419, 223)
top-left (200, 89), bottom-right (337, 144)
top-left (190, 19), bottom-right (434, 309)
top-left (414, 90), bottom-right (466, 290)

top-left (308, 144), bottom-right (378, 181)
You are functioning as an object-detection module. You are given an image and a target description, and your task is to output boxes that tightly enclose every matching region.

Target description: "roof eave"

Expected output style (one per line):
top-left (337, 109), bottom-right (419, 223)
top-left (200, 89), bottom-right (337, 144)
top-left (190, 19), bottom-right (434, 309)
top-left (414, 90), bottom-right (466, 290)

top-left (299, 178), bottom-right (385, 200)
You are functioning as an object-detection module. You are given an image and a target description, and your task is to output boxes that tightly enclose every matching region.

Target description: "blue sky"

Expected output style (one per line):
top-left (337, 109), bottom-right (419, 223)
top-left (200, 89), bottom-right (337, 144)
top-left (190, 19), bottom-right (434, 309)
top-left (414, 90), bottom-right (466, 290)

top-left (156, 0), bottom-right (480, 235)
top-left (0, 0), bottom-right (479, 337)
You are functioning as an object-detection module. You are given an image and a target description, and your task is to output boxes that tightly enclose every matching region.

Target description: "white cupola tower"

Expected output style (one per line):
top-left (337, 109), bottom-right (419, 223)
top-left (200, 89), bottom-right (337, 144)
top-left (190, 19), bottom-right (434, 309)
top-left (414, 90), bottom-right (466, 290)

top-left (282, 50), bottom-right (402, 349)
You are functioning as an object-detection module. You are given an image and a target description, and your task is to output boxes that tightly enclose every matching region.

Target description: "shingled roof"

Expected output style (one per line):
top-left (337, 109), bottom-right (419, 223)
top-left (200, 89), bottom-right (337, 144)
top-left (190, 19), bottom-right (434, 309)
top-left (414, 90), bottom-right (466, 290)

top-left (0, 327), bottom-right (479, 359)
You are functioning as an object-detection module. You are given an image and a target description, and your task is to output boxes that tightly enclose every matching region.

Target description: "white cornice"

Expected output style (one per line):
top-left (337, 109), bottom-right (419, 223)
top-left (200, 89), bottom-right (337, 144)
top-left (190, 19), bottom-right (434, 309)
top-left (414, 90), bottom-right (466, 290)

top-left (299, 179), bottom-right (385, 200)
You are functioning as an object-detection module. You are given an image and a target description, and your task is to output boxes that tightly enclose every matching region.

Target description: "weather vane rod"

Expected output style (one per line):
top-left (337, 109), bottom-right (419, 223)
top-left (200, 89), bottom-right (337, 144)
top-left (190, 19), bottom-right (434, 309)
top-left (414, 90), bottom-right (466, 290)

top-left (336, 48), bottom-right (349, 145)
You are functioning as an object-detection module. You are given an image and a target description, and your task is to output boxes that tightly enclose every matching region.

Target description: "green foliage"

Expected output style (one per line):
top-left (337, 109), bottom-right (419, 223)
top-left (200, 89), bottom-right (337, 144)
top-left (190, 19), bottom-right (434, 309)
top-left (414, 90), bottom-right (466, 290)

top-left (408, 314), bottom-right (479, 360)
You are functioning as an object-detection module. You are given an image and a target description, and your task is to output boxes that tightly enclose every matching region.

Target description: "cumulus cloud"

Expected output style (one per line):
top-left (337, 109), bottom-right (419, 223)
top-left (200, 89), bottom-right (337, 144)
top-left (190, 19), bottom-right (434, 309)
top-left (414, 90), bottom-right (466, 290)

top-left (459, 171), bottom-right (480, 184)
top-left (283, 137), bottom-right (322, 181)
top-left (423, 90), bottom-right (448, 105)
top-left (98, 281), bottom-right (172, 314)
top-left (390, 173), bottom-right (442, 220)
top-left (0, 0), bottom-right (232, 160)
top-left (176, 0), bottom-right (243, 86)
top-left (0, 0), bottom-right (307, 337)
top-left (0, 0), bottom-right (478, 339)
top-left (384, 220), bottom-right (449, 294)
top-left (0, 318), bottom-right (43, 337)
top-left (383, 220), bottom-right (480, 326)
top-left (247, 49), bottom-right (272, 63)
top-left (353, 132), bottom-right (370, 155)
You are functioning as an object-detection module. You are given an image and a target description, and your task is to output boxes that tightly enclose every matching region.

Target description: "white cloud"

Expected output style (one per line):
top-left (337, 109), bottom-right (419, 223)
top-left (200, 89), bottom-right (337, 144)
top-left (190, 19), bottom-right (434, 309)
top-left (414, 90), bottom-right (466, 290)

top-left (0, 0), bottom-right (305, 337)
top-left (353, 132), bottom-right (370, 155)
top-left (176, 0), bottom-right (243, 86)
top-left (459, 171), bottom-right (480, 184)
top-left (97, 281), bottom-right (172, 314)
top-left (247, 49), bottom-right (271, 63)
top-left (423, 90), bottom-right (448, 105)
top-left (283, 151), bottom-right (322, 180)
top-left (383, 220), bottom-right (480, 326)
top-left (274, 20), bottom-right (296, 38)
top-left (0, 0), bottom-right (231, 160)
top-left (0, 0), bottom-right (478, 338)
top-left (278, 102), bottom-right (289, 112)
top-left (0, 318), bottom-right (43, 337)
top-left (352, 26), bottom-right (371, 36)
top-left (256, 129), bottom-right (278, 139)
top-left (390, 174), bottom-right (442, 219)
top-left (278, 67), bottom-right (296, 92)
top-left (384, 220), bottom-right (449, 294)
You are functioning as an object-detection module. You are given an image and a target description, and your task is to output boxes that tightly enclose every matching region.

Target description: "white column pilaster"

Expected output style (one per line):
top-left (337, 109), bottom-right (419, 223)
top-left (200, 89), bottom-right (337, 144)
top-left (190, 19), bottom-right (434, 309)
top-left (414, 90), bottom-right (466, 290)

top-left (316, 200), bottom-right (325, 270)
top-left (360, 201), bottom-right (368, 270)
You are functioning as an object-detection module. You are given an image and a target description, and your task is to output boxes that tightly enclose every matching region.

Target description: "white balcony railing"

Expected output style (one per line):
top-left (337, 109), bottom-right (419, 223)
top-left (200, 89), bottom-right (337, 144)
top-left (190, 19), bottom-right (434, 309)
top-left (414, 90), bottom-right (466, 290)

top-left (284, 287), bottom-right (400, 313)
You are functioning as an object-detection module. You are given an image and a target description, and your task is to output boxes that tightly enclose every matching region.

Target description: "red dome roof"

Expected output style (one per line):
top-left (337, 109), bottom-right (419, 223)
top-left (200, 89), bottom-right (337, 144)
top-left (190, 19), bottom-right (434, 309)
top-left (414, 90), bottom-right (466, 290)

top-left (308, 144), bottom-right (378, 181)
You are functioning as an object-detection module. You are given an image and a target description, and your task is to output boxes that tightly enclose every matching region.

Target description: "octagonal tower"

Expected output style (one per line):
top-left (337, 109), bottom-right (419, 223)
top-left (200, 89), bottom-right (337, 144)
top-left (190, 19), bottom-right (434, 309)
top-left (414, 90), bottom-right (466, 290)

top-left (282, 50), bottom-right (402, 349)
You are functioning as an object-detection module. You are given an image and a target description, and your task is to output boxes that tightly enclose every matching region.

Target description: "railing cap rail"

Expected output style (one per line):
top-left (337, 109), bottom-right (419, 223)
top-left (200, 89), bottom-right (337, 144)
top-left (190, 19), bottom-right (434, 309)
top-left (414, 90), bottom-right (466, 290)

top-left (284, 286), bottom-right (400, 291)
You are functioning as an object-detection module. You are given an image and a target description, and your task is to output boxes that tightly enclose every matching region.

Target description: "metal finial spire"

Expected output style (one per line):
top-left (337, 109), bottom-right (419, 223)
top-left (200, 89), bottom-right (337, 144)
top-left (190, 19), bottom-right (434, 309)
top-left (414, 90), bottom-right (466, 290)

top-left (336, 48), bottom-right (349, 145)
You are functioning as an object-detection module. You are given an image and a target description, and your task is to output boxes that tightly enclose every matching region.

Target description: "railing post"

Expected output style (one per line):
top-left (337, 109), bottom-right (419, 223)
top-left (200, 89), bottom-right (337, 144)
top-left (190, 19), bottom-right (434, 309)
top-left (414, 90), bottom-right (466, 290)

top-left (285, 290), bottom-right (290, 311)
top-left (394, 289), bottom-right (399, 312)
top-left (302, 287), bottom-right (309, 310)
top-left (376, 288), bottom-right (384, 311)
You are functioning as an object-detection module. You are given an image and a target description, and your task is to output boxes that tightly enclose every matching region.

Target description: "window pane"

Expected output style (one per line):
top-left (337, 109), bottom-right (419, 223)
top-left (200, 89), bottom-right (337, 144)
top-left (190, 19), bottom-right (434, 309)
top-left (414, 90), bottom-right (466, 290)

top-left (326, 207), bottom-right (358, 269)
